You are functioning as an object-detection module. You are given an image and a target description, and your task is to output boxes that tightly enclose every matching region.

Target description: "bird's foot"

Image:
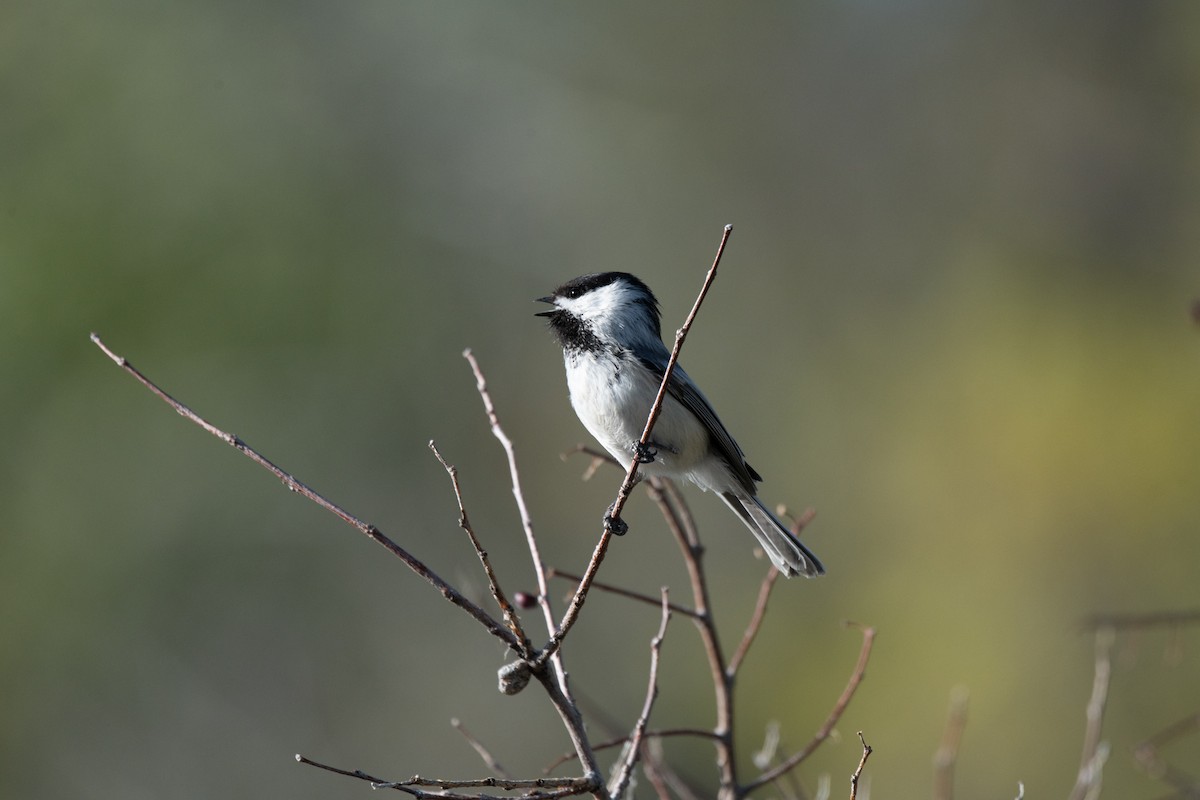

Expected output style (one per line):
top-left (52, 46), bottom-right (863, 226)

top-left (603, 504), bottom-right (629, 536)
top-left (632, 441), bottom-right (658, 464)
top-left (633, 439), bottom-right (675, 464)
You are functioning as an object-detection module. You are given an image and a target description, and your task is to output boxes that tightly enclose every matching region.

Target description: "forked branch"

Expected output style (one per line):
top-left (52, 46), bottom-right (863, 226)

top-left (743, 624), bottom-right (877, 793)
top-left (94, 224), bottom-right (855, 800)
top-left (850, 732), bottom-right (873, 800)
top-left (89, 333), bottom-right (520, 654)
top-left (608, 588), bottom-right (673, 799)
top-left (429, 441), bottom-right (532, 657)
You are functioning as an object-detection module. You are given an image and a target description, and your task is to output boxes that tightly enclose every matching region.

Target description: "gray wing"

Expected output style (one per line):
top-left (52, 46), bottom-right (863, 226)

top-left (637, 352), bottom-right (761, 495)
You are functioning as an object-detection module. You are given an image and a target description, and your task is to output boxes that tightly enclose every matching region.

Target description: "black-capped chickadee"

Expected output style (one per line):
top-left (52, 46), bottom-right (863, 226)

top-left (537, 272), bottom-right (824, 578)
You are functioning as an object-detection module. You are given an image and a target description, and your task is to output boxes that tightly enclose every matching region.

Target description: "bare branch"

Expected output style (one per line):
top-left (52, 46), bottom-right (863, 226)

top-left (461, 351), bottom-right (602, 788)
top-left (532, 529), bottom-right (617, 672)
top-left (1136, 710), bottom-right (1200, 758)
top-left (462, 350), bottom-right (555, 644)
top-left (97, 334), bottom-right (606, 796)
top-left (609, 588), bottom-right (673, 799)
top-left (659, 478), bottom-right (700, 550)
top-left (431, 441), bottom-right (531, 656)
top-left (548, 569), bottom-right (701, 620)
top-left (648, 474), bottom-right (737, 797)
top-left (744, 624), bottom-right (878, 793)
top-left (299, 751), bottom-right (595, 800)
top-left (377, 775), bottom-right (587, 791)
top-left (639, 739), bottom-right (676, 800)
top-left (726, 509), bottom-right (815, 677)
top-left (932, 687), bottom-right (969, 800)
top-left (606, 224), bottom-right (733, 534)
top-left (1082, 609), bottom-right (1200, 630)
top-left (561, 444), bottom-right (619, 482)
top-left (1068, 626), bottom-right (1115, 800)
top-left (645, 737), bottom-right (708, 800)
top-left (780, 506), bottom-right (818, 536)
top-left (751, 721), bottom-right (781, 771)
top-left (748, 722), bottom-right (807, 800)
top-left (1134, 711), bottom-right (1200, 797)
top-left (850, 732), bottom-right (873, 800)
top-left (643, 478), bottom-right (698, 558)
top-left (296, 753), bottom-right (386, 784)
top-left (546, 728), bottom-right (721, 776)
top-left (90, 333), bottom-right (520, 652)
top-left (727, 567), bottom-right (781, 677)
top-left (451, 718), bottom-right (512, 780)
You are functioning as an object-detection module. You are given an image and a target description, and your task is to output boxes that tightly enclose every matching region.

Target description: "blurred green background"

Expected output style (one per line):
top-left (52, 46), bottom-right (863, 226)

top-left (3, 2), bottom-right (1198, 798)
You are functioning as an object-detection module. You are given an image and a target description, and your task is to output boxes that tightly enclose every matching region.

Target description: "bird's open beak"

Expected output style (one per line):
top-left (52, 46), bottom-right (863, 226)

top-left (534, 296), bottom-right (557, 317)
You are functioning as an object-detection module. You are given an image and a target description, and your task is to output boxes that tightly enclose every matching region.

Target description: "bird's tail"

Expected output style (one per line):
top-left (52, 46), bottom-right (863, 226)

top-left (719, 492), bottom-right (825, 578)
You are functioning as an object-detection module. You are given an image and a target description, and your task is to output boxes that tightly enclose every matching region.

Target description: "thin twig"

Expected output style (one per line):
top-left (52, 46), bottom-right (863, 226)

top-left (609, 588), bottom-right (673, 799)
top-left (451, 718), bottom-right (512, 780)
top-left (532, 527), bottom-right (616, 672)
top-left (544, 729), bottom-right (711, 778)
top-left (660, 477), bottom-right (700, 550)
top-left (607, 224), bottom-right (733, 533)
top-left (90, 333), bottom-right (520, 652)
top-left (749, 721), bottom-right (806, 800)
top-left (430, 441), bottom-right (531, 656)
top-left (463, 350), bottom-right (557, 649)
top-left (296, 753), bottom-right (386, 783)
top-left (298, 753), bottom-right (593, 800)
top-left (640, 739), bottom-right (675, 800)
top-left (544, 728), bottom-right (720, 774)
top-left (850, 732), bottom-right (873, 800)
top-left (1068, 626), bottom-right (1115, 800)
top-left (463, 350), bottom-right (606, 795)
top-left (932, 687), bottom-right (969, 800)
top-left (544, 683), bottom-right (709, 800)
top-left (1135, 710), bottom-right (1200, 758)
top-left (751, 721), bottom-right (781, 771)
top-left (377, 776), bottom-right (586, 790)
top-left (782, 506), bottom-right (819, 536)
top-left (744, 624), bottom-right (878, 793)
top-left (535, 224), bottom-right (733, 672)
top-left (727, 567), bottom-right (781, 677)
top-left (643, 478), bottom-right (695, 555)
top-left (644, 737), bottom-right (707, 800)
top-left (650, 470), bottom-right (737, 798)
top-left (548, 568), bottom-right (701, 619)
top-left (1134, 711), bottom-right (1200, 797)
top-left (1082, 609), bottom-right (1200, 630)
top-left (561, 444), bottom-right (619, 482)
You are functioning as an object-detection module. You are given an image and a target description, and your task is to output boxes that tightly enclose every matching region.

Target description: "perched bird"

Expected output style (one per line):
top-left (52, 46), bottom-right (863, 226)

top-left (536, 272), bottom-right (824, 578)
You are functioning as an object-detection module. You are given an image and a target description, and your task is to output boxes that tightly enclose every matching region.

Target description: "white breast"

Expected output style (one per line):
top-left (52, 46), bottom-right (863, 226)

top-left (565, 350), bottom-right (710, 479)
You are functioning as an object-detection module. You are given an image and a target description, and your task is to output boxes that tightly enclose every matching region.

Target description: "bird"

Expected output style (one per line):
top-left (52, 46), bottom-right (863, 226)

top-left (536, 271), bottom-right (824, 578)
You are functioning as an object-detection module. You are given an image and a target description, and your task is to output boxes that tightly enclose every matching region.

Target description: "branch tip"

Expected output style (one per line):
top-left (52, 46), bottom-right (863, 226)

top-left (850, 732), bottom-right (873, 800)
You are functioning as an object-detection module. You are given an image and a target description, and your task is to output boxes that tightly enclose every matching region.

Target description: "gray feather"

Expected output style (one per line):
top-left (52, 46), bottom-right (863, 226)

top-left (637, 353), bottom-right (760, 495)
top-left (719, 492), bottom-right (825, 578)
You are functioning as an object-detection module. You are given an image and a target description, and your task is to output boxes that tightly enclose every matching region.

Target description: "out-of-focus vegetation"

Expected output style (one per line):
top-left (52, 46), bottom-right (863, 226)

top-left (3, 3), bottom-right (1198, 798)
